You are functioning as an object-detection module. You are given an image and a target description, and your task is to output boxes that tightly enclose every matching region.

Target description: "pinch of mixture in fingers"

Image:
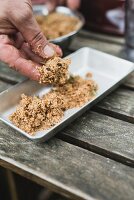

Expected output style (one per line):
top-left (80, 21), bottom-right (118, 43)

top-left (37, 57), bottom-right (71, 85)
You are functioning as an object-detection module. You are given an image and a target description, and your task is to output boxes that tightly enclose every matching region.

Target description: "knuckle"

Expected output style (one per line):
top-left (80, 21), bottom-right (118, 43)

top-left (17, 10), bottom-right (33, 25)
top-left (9, 7), bottom-right (33, 26)
top-left (30, 31), bottom-right (47, 51)
top-left (31, 31), bottom-right (44, 44)
top-left (5, 0), bottom-right (33, 24)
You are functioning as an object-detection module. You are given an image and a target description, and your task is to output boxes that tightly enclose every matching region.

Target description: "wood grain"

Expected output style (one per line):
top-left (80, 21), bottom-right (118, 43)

top-left (0, 69), bottom-right (133, 165)
top-left (124, 72), bottom-right (134, 89)
top-left (0, 121), bottom-right (134, 200)
top-left (69, 35), bottom-right (122, 56)
top-left (94, 88), bottom-right (134, 123)
top-left (58, 111), bottom-right (134, 166)
top-left (79, 30), bottom-right (124, 45)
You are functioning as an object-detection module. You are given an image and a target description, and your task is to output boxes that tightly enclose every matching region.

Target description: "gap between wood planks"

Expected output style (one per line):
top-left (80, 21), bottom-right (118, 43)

top-left (56, 130), bottom-right (134, 168)
top-left (122, 83), bottom-right (134, 91)
top-left (92, 107), bottom-right (134, 124)
top-left (94, 87), bottom-right (134, 121)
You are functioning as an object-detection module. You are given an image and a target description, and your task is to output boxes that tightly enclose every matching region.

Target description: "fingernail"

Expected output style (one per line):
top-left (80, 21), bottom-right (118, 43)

top-left (56, 46), bottom-right (62, 57)
top-left (44, 45), bottom-right (55, 58)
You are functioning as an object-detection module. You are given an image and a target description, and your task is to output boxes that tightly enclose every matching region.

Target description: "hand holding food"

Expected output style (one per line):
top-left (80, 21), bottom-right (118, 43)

top-left (0, 0), bottom-right (62, 80)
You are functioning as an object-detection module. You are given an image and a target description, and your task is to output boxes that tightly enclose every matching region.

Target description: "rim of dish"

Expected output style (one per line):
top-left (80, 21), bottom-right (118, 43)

top-left (33, 5), bottom-right (85, 43)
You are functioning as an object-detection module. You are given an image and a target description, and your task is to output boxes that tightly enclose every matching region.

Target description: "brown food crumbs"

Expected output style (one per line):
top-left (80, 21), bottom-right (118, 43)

top-left (36, 13), bottom-right (81, 40)
top-left (86, 72), bottom-right (93, 78)
top-left (9, 94), bottom-right (64, 135)
top-left (50, 75), bottom-right (98, 109)
top-left (9, 76), bottom-right (98, 135)
top-left (38, 57), bottom-right (70, 85)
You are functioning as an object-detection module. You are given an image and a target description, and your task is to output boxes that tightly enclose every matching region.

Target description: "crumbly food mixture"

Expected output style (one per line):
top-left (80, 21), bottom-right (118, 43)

top-left (51, 75), bottom-right (98, 109)
top-left (37, 57), bottom-right (70, 85)
top-left (9, 94), bottom-right (64, 135)
top-left (36, 12), bottom-right (81, 40)
top-left (9, 75), bottom-right (98, 135)
top-left (86, 72), bottom-right (93, 78)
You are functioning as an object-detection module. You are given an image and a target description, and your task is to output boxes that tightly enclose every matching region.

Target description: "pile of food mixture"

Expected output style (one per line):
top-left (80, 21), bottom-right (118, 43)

top-left (9, 94), bottom-right (65, 134)
top-left (51, 75), bottom-right (97, 109)
top-left (9, 57), bottom-right (98, 135)
top-left (38, 57), bottom-right (70, 85)
top-left (36, 12), bottom-right (81, 40)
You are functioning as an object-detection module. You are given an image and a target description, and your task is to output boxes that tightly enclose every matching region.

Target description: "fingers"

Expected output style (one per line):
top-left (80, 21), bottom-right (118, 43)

top-left (11, 32), bottom-right (25, 49)
top-left (49, 43), bottom-right (63, 57)
top-left (0, 34), bottom-right (14, 45)
top-left (10, 33), bottom-right (44, 63)
top-left (21, 42), bottom-right (44, 63)
top-left (67, 0), bottom-right (80, 10)
top-left (13, 33), bottom-right (62, 62)
top-left (10, 2), bottom-right (60, 59)
top-left (15, 35), bottom-right (62, 63)
top-left (6, 1), bottom-right (63, 59)
top-left (0, 35), bottom-right (40, 81)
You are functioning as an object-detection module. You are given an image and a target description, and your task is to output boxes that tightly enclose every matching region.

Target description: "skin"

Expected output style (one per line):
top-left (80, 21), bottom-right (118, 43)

top-left (0, 0), bottom-right (80, 81)
top-left (0, 0), bottom-right (62, 80)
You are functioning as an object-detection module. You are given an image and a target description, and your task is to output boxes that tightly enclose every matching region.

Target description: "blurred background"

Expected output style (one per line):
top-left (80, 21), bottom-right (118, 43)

top-left (80, 0), bottom-right (125, 36)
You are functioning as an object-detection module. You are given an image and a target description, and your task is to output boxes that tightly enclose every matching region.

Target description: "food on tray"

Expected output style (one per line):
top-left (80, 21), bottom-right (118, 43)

top-left (38, 57), bottom-right (70, 85)
top-left (9, 94), bottom-right (64, 134)
top-left (36, 12), bottom-right (81, 40)
top-left (9, 75), bottom-right (98, 135)
top-left (51, 75), bottom-right (97, 109)
top-left (86, 72), bottom-right (93, 78)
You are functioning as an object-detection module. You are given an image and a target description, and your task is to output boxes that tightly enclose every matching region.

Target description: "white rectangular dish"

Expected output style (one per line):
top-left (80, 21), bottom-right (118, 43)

top-left (0, 47), bottom-right (133, 141)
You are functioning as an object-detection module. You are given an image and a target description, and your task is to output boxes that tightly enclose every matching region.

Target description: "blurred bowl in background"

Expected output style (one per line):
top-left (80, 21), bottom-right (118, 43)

top-left (33, 5), bottom-right (85, 50)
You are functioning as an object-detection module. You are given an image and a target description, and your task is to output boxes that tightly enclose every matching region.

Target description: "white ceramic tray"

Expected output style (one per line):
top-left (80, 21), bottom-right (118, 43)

top-left (0, 47), bottom-right (133, 141)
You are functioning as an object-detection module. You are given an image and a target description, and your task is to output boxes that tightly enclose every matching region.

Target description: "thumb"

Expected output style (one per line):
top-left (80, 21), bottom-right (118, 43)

top-left (11, 7), bottom-right (55, 59)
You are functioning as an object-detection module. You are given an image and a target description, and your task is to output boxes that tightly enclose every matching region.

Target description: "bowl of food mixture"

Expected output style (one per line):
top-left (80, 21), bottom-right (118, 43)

top-left (33, 5), bottom-right (85, 49)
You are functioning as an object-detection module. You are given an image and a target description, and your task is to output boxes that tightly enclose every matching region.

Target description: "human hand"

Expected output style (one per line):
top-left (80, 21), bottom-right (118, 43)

top-left (32, 0), bottom-right (80, 11)
top-left (0, 0), bottom-right (62, 81)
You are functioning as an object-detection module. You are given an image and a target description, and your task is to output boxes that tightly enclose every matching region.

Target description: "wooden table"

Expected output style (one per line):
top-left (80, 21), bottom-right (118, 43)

top-left (0, 30), bottom-right (134, 200)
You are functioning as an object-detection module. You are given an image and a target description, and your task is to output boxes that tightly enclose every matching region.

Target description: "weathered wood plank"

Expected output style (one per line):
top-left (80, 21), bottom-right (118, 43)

top-left (69, 35), bottom-right (122, 56)
top-left (124, 72), bottom-right (134, 89)
top-left (58, 111), bottom-right (134, 166)
top-left (79, 30), bottom-right (124, 45)
top-left (0, 62), bottom-right (25, 83)
top-left (0, 121), bottom-right (134, 200)
top-left (0, 54), bottom-right (133, 156)
top-left (94, 88), bottom-right (134, 123)
top-left (0, 80), bottom-right (11, 93)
